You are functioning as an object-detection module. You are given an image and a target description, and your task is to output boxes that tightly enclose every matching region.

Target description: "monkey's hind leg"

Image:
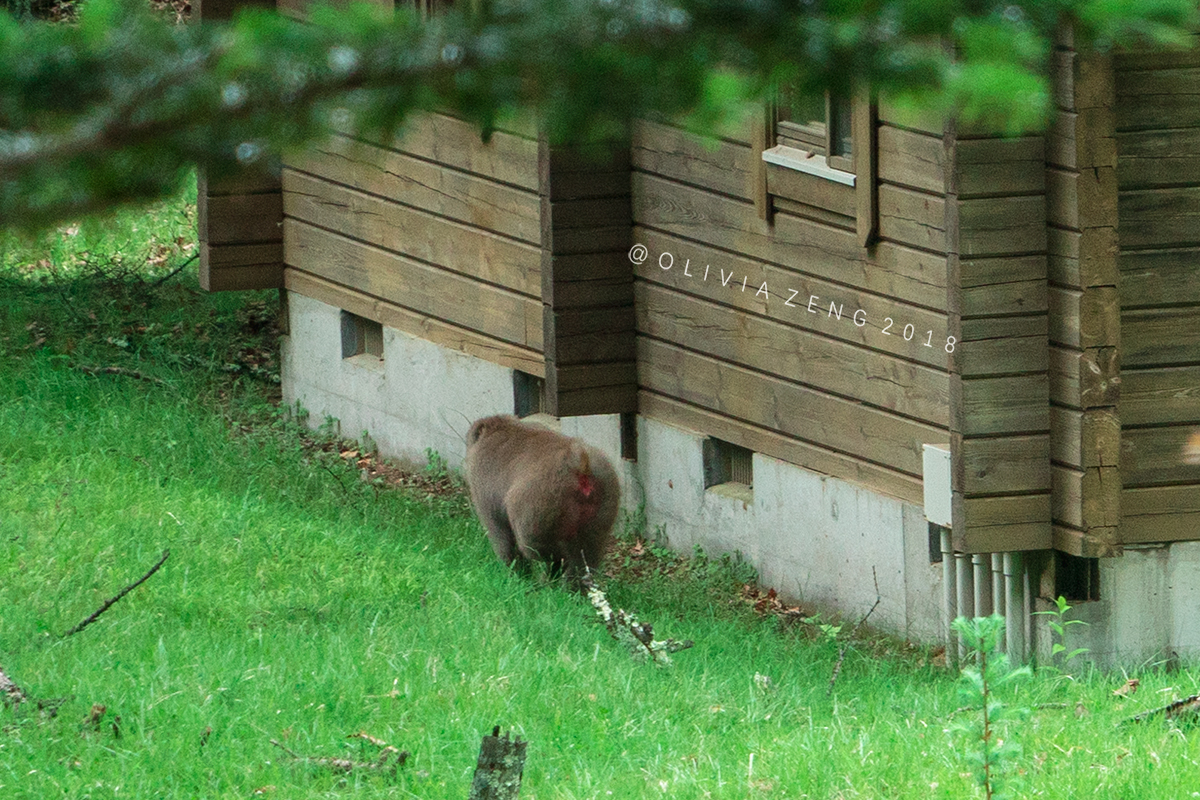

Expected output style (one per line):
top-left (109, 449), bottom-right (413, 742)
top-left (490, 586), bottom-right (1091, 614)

top-left (481, 512), bottom-right (530, 575)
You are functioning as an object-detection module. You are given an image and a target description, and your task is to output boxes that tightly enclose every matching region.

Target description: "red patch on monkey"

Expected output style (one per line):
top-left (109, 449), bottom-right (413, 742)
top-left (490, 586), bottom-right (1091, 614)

top-left (577, 473), bottom-right (596, 498)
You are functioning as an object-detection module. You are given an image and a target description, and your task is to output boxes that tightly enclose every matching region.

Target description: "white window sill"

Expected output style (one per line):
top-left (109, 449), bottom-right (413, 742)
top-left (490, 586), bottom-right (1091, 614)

top-left (762, 145), bottom-right (855, 187)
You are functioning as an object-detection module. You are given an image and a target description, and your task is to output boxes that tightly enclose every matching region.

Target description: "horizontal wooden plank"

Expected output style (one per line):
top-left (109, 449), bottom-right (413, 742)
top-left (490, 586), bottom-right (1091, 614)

top-left (1123, 307), bottom-right (1200, 367)
top-left (876, 125), bottom-right (944, 194)
top-left (543, 250), bottom-right (634, 283)
top-left (1052, 463), bottom-right (1084, 528)
top-left (547, 362), bottom-right (638, 391)
top-left (1121, 247), bottom-right (1200, 306)
top-left (1052, 525), bottom-right (1121, 558)
top-left (543, 195), bottom-right (632, 231)
top-left (372, 112), bottom-right (539, 191)
top-left (284, 268), bottom-right (544, 377)
top-left (633, 227), bottom-right (951, 369)
top-left (199, 242), bottom-right (283, 292)
top-left (961, 255), bottom-right (1047, 316)
top-left (1121, 425), bottom-right (1200, 487)
top-left (546, 306), bottom-right (636, 339)
top-left (200, 261), bottom-right (283, 293)
top-left (1122, 366), bottom-right (1200, 426)
top-left (544, 224), bottom-right (631, 256)
top-left (878, 184), bottom-right (946, 252)
top-left (639, 338), bottom-right (942, 476)
top-left (962, 434), bottom-right (1050, 495)
top-left (543, 275), bottom-right (634, 309)
top-left (1120, 186), bottom-right (1200, 248)
top-left (282, 170), bottom-right (541, 296)
top-left (959, 195), bottom-right (1047, 257)
top-left (958, 494), bottom-right (1052, 553)
top-left (631, 120), bottom-right (754, 200)
top-left (290, 135), bottom-right (541, 245)
top-left (1117, 128), bottom-right (1200, 189)
top-left (1115, 95), bottom-right (1200, 131)
top-left (198, 192), bottom-right (282, 246)
top-left (958, 315), bottom-right (1048, 377)
top-left (284, 220), bottom-right (542, 349)
top-left (1121, 484), bottom-right (1200, 544)
top-left (767, 161), bottom-right (857, 218)
top-left (962, 374), bottom-right (1049, 435)
top-left (1116, 65), bottom-right (1200, 97)
top-left (1115, 45), bottom-right (1200, 72)
top-left (542, 170), bottom-right (631, 202)
top-left (635, 282), bottom-right (951, 425)
top-left (640, 391), bottom-right (923, 505)
top-left (631, 173), bottom-right (949, 310)
top-left (551, 384), bottom-right (638, 417)
top-left (956, 136), bottom-right (1045, 198)
top-left (202, 169), bottom-right (280, 196)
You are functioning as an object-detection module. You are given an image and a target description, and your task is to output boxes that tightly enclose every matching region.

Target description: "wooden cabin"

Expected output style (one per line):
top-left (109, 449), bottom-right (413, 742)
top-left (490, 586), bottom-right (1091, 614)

top-left (198, 0), bottom-right (1200, 664)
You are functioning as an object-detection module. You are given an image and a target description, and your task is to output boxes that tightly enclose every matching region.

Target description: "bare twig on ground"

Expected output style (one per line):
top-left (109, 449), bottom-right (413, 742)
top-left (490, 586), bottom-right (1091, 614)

top-left (269, 738), bottom-right (408, 775)
top-left (583, 573), bottom-right (693, 666)
top-left (316, 459), bottom-right (350, 494)
top-left (74, 364), bottom-right (169, 387)
top-left (150, 253), bottom-right (198, 289)
top-left (1125, 694), bottom-right (1200, 725)
top-left (62, 549), bottom-right (171, 638)
top-left (1, 665), bottom-right (28, 707)
top-left (828, 567), bottom-right (881, 697)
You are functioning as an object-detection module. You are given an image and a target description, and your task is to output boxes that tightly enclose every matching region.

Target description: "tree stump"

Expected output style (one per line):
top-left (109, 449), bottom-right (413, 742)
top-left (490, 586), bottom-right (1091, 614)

top-left (467, 726), bottom-right (526, 800)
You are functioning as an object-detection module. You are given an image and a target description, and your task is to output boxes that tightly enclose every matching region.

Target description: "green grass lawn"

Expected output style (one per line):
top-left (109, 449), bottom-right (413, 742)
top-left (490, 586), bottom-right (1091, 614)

top-left (4, 184), bottom-right (1200, 799)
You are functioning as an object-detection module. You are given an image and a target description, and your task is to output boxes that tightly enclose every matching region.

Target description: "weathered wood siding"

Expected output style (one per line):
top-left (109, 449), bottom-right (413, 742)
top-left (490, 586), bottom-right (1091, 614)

top-left (196, 0), bottom-right (284, 292)
top-left (631, 111), bottom-right (954, 508)
top-left (951, 125), bottom-right (1051, 553)
top-left (1046, 41), bottom-right (1122, 557)
top-left (1114, 41), bottom-right (1200, 544)
top-left (281, 115), bottom-right (545, 376)
top-left (540, 140), bottom-right (637, 416)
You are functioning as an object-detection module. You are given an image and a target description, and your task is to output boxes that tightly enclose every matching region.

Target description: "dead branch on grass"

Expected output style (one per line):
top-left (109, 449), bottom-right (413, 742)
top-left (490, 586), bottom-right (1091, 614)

top-left (150, 253), bottom-right (198, 288)
top-left (74, 364), bottom-right (169, 387)
top-left (583, 573), bottom-right (693, 666)
top-left (62, 549), bottom-right (170, 638)
top-left (269, 738), bottom-right (409, 775)
top-left (1125, 694), bottom-right (1200, 725)
top-left (827, 567), bottom-right (881, 697)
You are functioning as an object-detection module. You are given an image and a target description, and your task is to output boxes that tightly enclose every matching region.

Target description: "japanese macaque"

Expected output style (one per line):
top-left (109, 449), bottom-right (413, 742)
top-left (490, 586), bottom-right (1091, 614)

top-left (464, 414), bottom-right (620, 584)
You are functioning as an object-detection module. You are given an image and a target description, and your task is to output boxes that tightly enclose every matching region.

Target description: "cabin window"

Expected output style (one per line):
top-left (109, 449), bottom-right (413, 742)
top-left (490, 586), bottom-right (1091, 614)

top-left (513, 370), bottom-right (545, 418)
top-left (1054, 552), bottom-right (1100, 603)
top-left (703, 438), bottom-right (753, 490)
top-left (774, 90), bottom-right (855, 173)
top-left (757, 88), bottom-right (877, 247)
top-left (340, 311), bottom-right (384, 362)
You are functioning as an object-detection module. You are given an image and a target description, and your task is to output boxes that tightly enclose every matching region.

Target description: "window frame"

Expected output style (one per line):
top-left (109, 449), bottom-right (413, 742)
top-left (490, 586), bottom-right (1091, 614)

top-left (755, 88), bottom-right (878, 248)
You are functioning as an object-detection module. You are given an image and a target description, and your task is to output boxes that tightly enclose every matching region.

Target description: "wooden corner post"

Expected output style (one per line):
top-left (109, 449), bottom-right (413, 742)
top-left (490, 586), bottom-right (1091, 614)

top-left (538, 134), bottom-right (637, 417)
top-left (195, 0), bottom-right (285, 292)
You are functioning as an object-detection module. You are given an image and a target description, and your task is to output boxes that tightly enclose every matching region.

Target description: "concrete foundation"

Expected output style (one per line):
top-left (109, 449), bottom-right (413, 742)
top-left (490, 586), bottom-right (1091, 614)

top-left (282, 292), bottom-right (513, 469)
top-left (281, 291), bottom-right (1200, 662)
top-left (1035, 542), bottom-right (1200, 668)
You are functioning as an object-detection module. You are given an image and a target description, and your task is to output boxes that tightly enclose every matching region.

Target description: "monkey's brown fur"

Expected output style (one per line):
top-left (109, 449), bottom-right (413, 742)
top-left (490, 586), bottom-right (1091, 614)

top-left (464, 415), bottom-right (620, 583)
